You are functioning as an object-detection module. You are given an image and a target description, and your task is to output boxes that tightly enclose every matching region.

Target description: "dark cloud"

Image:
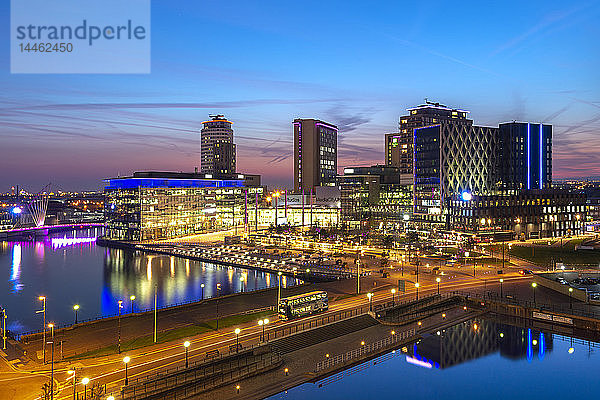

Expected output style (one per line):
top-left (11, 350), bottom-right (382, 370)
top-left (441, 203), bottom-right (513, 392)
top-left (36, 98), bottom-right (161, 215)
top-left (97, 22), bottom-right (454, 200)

top-left (325, 104), bottom-right (374, 133)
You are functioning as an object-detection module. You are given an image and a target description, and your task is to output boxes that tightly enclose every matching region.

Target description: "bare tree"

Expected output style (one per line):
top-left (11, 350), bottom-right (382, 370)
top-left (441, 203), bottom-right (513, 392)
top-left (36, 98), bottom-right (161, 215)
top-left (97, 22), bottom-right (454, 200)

top-left (39, 381), bottom-right (52, 400)
top-left (89, 382), bottom-right (106, 400)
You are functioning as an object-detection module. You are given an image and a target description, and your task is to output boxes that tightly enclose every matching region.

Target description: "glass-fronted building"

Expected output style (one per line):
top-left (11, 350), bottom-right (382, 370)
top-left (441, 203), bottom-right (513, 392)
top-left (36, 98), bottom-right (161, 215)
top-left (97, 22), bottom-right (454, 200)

top-left (498, 122), bottom-right (552, 192)
top-left (413, 122), bottom-right (498, 227)
top-left (104, 171), bottom-right (262, 241)
top-left (338, 165), bottom-right (412, 230)
top-left (447, 189), bottom-right (586, 238)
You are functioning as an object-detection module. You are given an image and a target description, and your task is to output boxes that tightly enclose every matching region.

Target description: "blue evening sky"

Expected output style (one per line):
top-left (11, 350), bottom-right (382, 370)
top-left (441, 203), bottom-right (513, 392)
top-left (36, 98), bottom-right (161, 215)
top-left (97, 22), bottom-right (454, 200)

top-left (1, 0), bottom-right (599, 190)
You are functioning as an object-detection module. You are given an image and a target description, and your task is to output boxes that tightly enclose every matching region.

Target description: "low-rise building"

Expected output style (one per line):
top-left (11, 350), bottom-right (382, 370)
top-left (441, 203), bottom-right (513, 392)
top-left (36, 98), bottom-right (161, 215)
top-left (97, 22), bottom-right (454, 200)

top-left (447, 189), bottom-right (586, 238)
top-left (103, 171), bottom-right (262, 241)
top-left (338, 165), bottom-right (412, 230)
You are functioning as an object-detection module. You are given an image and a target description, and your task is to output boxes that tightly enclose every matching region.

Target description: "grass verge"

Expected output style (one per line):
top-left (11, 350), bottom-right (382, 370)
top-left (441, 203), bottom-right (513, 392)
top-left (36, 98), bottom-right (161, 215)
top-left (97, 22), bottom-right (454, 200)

top-left (65, 310), bottom-right (274, 360)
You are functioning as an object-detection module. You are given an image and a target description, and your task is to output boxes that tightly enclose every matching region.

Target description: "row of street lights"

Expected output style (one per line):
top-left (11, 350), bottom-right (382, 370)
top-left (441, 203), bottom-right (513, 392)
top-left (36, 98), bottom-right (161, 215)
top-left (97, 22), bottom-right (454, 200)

top-left (86, 321), bottom-right (269, 400)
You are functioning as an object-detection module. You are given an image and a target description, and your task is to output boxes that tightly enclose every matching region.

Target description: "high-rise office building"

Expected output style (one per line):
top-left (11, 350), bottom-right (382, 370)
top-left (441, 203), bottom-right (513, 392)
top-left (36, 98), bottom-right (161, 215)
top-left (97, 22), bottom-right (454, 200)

top-left (386, 101), bottom-right (471, 174)
top-left (201, 115), bottom-right (236, 175)
top-left (497, 122), bottom-right (552, 191)
top-left (293, 118), bottom-right (338, 193)
top-left (413, 122), bottom-right (498, 225)
top-left (406, 101), bottom-right (568, 237)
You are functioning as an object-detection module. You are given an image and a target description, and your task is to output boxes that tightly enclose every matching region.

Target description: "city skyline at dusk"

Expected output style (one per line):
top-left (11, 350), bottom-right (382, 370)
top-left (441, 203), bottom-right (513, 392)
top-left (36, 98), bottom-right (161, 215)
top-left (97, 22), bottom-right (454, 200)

top-left (3, 2), bottom-right (600, 399)
top-left (2, 0), bottom-right (600, 191)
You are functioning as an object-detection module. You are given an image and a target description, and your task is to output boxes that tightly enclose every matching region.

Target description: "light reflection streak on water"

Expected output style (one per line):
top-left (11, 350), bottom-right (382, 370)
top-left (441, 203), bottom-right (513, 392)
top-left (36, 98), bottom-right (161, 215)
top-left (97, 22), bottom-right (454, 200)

top-left (147, 257), bottom-right (153, 281)
top-left (527, 328), bottom-right (533, 362)
top-left (539, 332), bottom-right (546, 360)
top-left (2, 229), bottom-right (302, 332)
top-left (34, 242), bottom-right (44, 260)
top-left (10, 244), bottom-right (22, 292)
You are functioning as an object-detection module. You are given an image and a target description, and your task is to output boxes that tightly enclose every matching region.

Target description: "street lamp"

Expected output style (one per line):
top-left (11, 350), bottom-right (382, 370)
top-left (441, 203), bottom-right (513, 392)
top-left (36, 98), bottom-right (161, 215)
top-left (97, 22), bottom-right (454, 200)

top-left (391, 288), bottom-right (396, 306)
top-left (273, 191), bottom-right (281, 226)
top-left (499, 279), bottom-right (504, 298)
top-left (117, 300), bottom-right (123, 354)
top-left (48, 323), bottom-right (55, 399)
top-left (436, 277), bottom-right (441, 295)
top-left (200, 283), bottom-right (205, 300)
top-left (367, 292), bottom-right (373, 312)
top-left (258, 318), bottom-right (269, 342)
top-left (569, 287), bottom-right (574, 309)
top-left (130, 295), bottom-right (136, 313)
top-left (81, 377), bottom-right (90, 400)
top-left (415, 282), bottom-right (420, 300)
top-left (184, 341), bottom-right (190, 368)
top-left (277, 271), bottom-right (283, 309)
top-left (532, 282), bottom-right (537, 304)
top-left (123, 356), bottom-right (131, 385)
top-left (216, 283), bottom-right (222, 330)
top-left (36, 296), bottom-right (46, 364)
top-left (234, 328), bottom-right (241, 353)
top-left (1, 306), bottom-right (6, 351)
top-left (73, 304), bottom-right (80, 324)
top-left (67, 369), bottom-right (76, 400)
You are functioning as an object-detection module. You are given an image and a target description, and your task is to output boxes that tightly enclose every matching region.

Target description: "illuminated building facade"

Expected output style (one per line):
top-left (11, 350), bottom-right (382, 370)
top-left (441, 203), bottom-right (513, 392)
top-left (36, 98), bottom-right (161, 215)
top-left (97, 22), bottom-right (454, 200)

top-left (201, 115), bottom-right (236, 175)
top-left (497, 122), bottom-right (552, 191)
top-left (406, 101), bottom-right (563, 236)
top-left (293, 119), bottom-right (338, 193)
top-left (338, 165), bottom-right (412, 229)
top-left (104, 171), bottom-right (262, 241)
top-left (386, 101), bottom-right (471, 175)
top-left (413, 122), bottom-right (498, 226)
top-left (447, 189), bottom-right (586, 238)
top-left (247, 206), bottom-right (339, 228)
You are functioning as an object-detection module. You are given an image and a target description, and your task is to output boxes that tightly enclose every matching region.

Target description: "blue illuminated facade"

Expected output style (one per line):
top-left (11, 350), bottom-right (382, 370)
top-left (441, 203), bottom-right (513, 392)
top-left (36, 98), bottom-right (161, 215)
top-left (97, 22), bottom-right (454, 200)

top-left (498, 122), bottom-right (552, 191)
top-left (103, 172), bottom-right (258, 241)
top-left (104, 177), bottom-right (244, 190)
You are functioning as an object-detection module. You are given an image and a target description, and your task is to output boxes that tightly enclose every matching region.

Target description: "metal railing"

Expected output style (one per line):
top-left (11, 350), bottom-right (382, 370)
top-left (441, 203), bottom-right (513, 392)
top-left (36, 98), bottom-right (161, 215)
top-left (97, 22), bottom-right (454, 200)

top-left (315, 328), bottom-right (416, 372)
top-left (450, 289), bottom-right (600, 320)
top-left (110, 348), bottom-right (281, 400)
top-left (380, 296), bottom-right (463, 324)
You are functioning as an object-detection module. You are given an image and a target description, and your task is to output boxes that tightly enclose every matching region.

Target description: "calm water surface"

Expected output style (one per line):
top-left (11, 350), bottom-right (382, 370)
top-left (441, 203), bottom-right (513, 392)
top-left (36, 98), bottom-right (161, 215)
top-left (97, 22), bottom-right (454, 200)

top-left (270, 318), bottom-right (599, 399)
top-left (0, 228), bottom-right (297, 334)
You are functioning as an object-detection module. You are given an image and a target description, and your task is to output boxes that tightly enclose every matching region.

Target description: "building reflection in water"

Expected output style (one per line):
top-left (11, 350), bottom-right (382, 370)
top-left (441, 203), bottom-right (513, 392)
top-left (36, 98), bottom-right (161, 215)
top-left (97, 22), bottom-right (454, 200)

top-left (412, 319), bottom-right (553, 369)
top-left (102, 248), bottom-right (301, 316)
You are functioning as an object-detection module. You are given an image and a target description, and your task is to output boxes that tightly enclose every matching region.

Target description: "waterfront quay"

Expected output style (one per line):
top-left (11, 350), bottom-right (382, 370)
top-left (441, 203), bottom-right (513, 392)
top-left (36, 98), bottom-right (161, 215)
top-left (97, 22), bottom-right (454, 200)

top-left (92, 286), bottom-right (600, 400)
top-left (3, 231), bottom-right (600, 400)
top-left (0, 223), bottom-right (103, 240)
top-left (99, 238), bottom-right (360, 282)
top-left (0, 268), bottom-right (536, 400)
